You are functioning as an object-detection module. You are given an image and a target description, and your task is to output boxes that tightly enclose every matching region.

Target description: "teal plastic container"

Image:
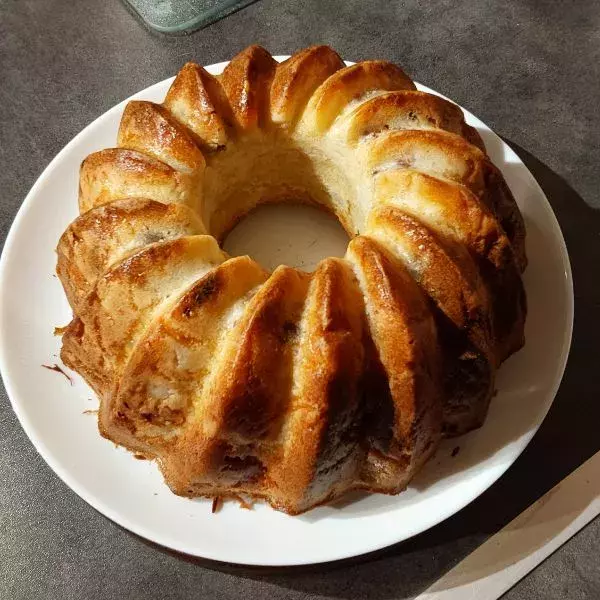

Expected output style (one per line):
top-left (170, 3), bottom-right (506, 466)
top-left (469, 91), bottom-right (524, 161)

top-left (123, 0), bottom-right (258, 34)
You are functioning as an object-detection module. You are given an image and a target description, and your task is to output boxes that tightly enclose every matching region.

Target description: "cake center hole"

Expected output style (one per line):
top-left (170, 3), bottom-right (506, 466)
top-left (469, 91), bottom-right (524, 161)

top-left (222, 203), bottom-right (350, 272)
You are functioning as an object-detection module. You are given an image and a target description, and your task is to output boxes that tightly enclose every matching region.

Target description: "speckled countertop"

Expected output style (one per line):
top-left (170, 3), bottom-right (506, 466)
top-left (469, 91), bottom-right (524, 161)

top-left (1, 1), bottom-right (599, 598)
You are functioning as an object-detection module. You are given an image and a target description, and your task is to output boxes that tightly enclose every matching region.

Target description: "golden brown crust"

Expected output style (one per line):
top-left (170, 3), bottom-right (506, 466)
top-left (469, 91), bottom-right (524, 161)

top-left (364, 129), bottom-right (526, 266)
top-left (464, 126), bottom-right (485, 150)
top-left (342, 90), bottom-right (485, 150)
top-left (78, 148), bottom-right (195, 213)
top-left (161, 266), bottom-right (310, 504)
top-left (365, 128), bottom-right (488, 193)
top-left (219, 45), bottom-right (277, 131)
top-left (203, 265), bottom-right (308, 440)
top-left (300, 60), bottom-right (416, 134)
top-left (118, 101), bottom-right (205, 174)
top-left (61, 235), bottom-right (225, 394)
top-left (371, 169), bottom-right (525, 363)
top-left (347, 236), bottom-right (442, 487)
top-left (164, 62), bottom-right (234, 151)
top-left (102, 256), bottom-right (268, 456)
top-left (485, 164), bottom-right (527, 272)
top-left (57, 198), bottom-right (205, 312)
top-left (373, 169), bottom-right (501, 257)
top-left (270, 45), bottom-right (345, 127)
top-left (267, 258), bottom-right (365, 511)
top-left (366, 207), bottom-right (495, 435)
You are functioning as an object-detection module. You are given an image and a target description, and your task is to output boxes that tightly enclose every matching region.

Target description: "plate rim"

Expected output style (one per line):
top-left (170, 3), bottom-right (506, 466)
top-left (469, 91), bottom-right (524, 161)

top-left (0, 57), bottom-right (574, 566)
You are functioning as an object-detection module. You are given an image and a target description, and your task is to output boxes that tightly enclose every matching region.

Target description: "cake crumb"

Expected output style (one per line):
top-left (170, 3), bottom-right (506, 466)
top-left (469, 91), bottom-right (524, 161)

top-left (232, 494), bottom-right (253, 510)
top-left (83, 409), bottom-right (97, 415)
top-left (133, 453), bottom-right (148, 460)
top-left (54, 325), bottom-right (69, 336)
top-left (211, 497), bottom-right (223, 513)
top-left (42, 363), bottom-right (72, 385)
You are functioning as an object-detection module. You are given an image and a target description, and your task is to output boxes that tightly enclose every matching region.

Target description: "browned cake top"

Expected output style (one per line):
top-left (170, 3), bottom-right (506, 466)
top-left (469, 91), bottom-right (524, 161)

top-left (57, 45), bottom-right (526, 514)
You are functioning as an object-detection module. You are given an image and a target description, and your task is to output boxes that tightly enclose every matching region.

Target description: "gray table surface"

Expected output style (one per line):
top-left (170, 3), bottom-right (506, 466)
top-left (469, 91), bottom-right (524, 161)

top-left (1, 0), bottom-right (599, 598)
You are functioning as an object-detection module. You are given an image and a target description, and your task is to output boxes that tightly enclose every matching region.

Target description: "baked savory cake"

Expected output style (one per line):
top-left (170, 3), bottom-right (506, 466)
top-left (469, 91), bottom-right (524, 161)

top-left (56, 45), bottom-right (526, 515)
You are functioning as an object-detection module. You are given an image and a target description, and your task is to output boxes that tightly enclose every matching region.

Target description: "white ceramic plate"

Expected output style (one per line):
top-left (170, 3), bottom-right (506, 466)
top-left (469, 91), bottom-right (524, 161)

top-left (0, 57), bottom-right (573, 566)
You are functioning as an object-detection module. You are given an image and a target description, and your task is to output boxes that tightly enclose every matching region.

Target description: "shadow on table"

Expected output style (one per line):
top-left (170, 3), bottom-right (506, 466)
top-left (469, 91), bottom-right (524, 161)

top-left (127, 141), bottom-right (600, 600)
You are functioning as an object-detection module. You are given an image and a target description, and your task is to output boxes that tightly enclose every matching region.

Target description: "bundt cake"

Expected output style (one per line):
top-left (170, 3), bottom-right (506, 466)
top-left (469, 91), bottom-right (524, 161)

top-left (56, 45), bottom-right (526, 515)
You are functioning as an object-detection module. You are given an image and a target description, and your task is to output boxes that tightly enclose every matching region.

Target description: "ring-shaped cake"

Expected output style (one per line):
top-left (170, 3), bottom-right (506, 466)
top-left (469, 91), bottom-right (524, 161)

top-left (56, 45), bottom-right (526, 514)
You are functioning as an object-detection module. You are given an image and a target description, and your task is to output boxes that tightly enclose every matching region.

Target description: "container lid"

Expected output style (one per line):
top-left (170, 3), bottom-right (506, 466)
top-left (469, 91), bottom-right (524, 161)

top-left (123, 0), bottom-right (257, 34)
